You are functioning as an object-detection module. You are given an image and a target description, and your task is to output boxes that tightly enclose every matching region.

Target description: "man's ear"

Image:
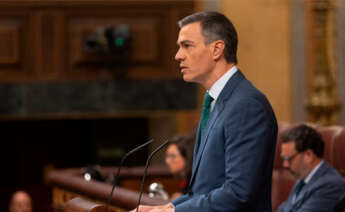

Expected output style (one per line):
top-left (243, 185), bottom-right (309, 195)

top-left (211, 40), bottom-right (225, 61)
top-left (304, 149), bottom-right (316, 163)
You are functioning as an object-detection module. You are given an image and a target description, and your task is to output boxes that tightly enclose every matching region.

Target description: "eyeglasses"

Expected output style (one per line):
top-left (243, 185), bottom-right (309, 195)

top-left (165, 153), bottom-right (181, 160)
top-left (281, 152), bottom-right (300, 163)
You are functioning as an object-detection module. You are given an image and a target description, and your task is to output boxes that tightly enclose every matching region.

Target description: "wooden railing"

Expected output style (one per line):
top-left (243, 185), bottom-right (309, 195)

top-left (65, 198), bottom-right (108, 212)
top-left (49, 166), bottom-right (179, 212)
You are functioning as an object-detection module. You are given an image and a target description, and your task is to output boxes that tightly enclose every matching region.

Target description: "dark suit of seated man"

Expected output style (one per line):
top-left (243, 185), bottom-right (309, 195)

top-left (278, 124), bottom-right (345, 212)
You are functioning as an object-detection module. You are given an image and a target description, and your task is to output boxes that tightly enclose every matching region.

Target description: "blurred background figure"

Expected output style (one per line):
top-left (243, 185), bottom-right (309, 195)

top-left (9, 191), bottom-right (33, 212)
top-left (165, 132), bottom-right (195, 200)
top-left (278, 124), bottom-right (345, 212)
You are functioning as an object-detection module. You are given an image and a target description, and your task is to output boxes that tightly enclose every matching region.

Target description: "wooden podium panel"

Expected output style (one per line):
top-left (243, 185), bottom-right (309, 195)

top-left (65, 198), bottom-right (108, 212)
top-left (49, 166), bottom-right (179, 212)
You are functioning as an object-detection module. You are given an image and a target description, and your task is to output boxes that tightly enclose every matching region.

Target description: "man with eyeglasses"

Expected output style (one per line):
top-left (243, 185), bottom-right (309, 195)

top-left (278, 124), bottom-right (345, 212)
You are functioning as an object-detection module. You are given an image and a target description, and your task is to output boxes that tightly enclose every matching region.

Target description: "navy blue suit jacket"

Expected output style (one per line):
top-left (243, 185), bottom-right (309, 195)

top-left (172, 70), bottom-right (278, 212)
top-left (278, 162), bottom-right (345, 212)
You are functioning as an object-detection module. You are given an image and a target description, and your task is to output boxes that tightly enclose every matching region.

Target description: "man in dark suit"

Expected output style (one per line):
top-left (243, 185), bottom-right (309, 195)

top-left (132, 11), bottom-right (277, 212)
top-left (278, 124), bottom-right (345, 212)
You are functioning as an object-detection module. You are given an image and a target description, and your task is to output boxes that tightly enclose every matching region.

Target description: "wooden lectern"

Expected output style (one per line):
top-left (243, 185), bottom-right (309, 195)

top-left (49, 166), bottom-right (178, 211)
top-left (65, 198), bottom-right (109, 212)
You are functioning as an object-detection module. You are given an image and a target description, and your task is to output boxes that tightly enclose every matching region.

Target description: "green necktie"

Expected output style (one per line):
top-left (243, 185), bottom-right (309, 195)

top-left (200, 92), bottom-right (214, 136)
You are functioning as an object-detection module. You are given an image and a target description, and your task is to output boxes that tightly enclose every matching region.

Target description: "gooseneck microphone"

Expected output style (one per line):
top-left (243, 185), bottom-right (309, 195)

top-left (136, 139), bottom-right (170, 212)
top-left (106, 139), bottom-right (153, 211)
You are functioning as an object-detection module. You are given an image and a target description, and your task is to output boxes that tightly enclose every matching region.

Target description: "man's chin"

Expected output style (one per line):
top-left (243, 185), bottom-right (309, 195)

top-left (289, 170), bottom-right (299, 179)
top-left (182, 75), bottom-right (192, 82)
top-left (182, 75), bottom-right (196, 83)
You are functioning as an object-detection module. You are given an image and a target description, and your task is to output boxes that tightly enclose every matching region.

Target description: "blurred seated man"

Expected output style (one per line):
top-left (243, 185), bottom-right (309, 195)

top-left (278, 124), bottom-right (345, 212)
top-left (9, 191), bottom-right (32, 212)
top-left (165, 132), bottom-right (195, 200)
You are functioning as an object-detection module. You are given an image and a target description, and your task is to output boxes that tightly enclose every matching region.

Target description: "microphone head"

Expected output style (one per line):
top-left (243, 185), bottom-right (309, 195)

top-left (148, 182), bottom-right (169, 200)
top-left (82, 165), bottom-right (105, 182)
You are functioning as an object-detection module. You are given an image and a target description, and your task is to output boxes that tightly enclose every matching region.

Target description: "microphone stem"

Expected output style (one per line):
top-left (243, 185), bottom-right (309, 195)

top-left (106, 139), bottom-right (153, 212)
top-left (136, 139), bottom-right (169, 212)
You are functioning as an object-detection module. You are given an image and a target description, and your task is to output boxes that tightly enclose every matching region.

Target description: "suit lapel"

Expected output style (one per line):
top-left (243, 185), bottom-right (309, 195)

top-left (290, 180), bottom-right (306, 209)
top-left (291, 162), bottom-right (329, 210)
top-left (189, 71), bottom-right (245, 188)
top-left (192, 124), bottom-right (202, 171)
top-left (192, 101), bottom-right (225, 172)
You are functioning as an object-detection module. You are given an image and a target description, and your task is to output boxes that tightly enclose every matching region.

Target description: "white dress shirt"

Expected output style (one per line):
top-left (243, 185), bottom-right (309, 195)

top-left (208, 66), bottom-right (238, 111)
top-left (304, 160), bottom-right (324, 184)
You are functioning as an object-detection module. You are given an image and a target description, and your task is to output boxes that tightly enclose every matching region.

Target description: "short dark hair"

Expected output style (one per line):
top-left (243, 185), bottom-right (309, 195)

top-left (178, 11), bottom-right (238, 64)
top-left (281, 124), bottom-right (324, 158)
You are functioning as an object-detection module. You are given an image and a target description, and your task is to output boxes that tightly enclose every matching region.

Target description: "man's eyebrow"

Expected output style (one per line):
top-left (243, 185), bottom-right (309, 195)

top-left (177, 40), bottom-right (194, 46)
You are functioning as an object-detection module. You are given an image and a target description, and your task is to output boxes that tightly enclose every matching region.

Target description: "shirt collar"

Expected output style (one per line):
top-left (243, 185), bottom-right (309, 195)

top-left (208, 66), bottom-right (238, 102)
top-left (304, 160), bottom-right (324, 184)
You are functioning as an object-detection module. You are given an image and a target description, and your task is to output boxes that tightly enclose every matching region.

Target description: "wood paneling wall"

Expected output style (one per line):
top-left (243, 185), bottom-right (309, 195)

top-left (0, 2), bottom-right (197, 212)
top-left (0, 0), bottom-right (194, 82)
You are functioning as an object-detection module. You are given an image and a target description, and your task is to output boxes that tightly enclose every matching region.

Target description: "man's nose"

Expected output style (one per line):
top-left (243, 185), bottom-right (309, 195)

top-left (283, 160), bottom-right (289, 168)
top-left (175, 48), bottom-right (184, 61)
